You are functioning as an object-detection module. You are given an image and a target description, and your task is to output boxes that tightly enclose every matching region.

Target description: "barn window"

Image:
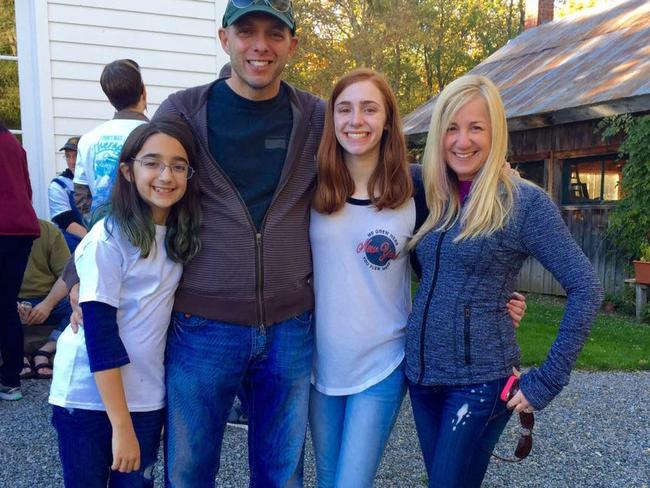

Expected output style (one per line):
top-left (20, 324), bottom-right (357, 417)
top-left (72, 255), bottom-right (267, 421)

top-left (514, 160), bottom-right (545, 188)
top-left (562, 155), bottom-right (623, 204)
top-left (0, 0), bottom-right (20, 140)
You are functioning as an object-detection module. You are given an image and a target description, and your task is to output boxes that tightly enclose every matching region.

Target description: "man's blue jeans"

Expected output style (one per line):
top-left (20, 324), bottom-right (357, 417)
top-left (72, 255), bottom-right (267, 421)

top-left (408, 377), bottom-right (513, 488)
top-left (309, 362), bottom-right (406, 488)
top-left (164, 311), bottom-right (314, 488)
top-left (51, 405), bottom-right (164, 488)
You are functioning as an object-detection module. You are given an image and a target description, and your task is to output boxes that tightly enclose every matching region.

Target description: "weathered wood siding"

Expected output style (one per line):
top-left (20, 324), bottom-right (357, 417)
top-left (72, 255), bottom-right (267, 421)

top-left (515, 206), bottom-right (628, 296)
top-left (508, 120), bottom-right (629, 296)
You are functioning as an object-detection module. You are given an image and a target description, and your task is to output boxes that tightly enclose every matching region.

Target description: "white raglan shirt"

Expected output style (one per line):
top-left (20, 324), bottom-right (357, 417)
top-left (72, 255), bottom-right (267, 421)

top-left (310, 198), bottom-right (416, 396)
top-left (49, 219), bottom-right (182, 411)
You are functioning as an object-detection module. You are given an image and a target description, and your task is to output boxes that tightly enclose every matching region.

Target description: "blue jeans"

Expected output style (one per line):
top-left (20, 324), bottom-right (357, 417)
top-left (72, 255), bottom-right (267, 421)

top-left (51, 406), bottom-right (164, 488)
top-left (408, 377), bottom-right (512, 488)
top-left (309, 363), bottom-right (406, 488)
top-left (19, 296), bottom-right (73, 340)
top-left (165, 311), bottom-right (314, 488)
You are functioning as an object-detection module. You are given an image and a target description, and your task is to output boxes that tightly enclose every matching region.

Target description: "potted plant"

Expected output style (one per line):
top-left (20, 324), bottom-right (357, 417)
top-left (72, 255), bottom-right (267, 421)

top-left (633, 242), bottom-right (650, 285)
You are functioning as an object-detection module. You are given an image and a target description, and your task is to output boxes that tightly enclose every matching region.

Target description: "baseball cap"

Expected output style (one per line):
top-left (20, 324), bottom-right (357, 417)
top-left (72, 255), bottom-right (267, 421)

top-left (59, 136), bottom-right (80, 152)
top-left (222, 0), bottom-right (295, 35)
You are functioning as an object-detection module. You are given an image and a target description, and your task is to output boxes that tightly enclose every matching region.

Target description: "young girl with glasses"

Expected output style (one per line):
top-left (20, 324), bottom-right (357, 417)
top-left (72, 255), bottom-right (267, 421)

top-left (309, 69), bottom-right (526, 487)
top-left (406, 75), bottom-right (603, 487)
top-left (49, 117), bottom-right (202, 487)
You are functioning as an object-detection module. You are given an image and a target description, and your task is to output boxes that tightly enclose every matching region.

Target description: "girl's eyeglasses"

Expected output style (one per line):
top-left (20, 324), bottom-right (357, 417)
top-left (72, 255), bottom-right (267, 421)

top-left (132, 157), bottom-right (195, 180)
top-left (230, 0), bottom-right (292, 13)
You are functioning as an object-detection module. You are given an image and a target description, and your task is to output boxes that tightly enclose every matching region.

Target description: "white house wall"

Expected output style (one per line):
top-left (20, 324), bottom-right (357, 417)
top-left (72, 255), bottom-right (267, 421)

top-left (16, 0), bottom-right (228, 217)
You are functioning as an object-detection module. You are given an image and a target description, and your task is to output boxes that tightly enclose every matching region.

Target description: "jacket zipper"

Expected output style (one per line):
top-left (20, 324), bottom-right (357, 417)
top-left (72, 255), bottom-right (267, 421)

top-left (417, 230), bottom-right (447, 384)
top-left (256, 233), bottom-right (265, 328)
top-left (179, 111), bottom-right (268, 326)
top-left (464, 305), bottom-right (471, 364)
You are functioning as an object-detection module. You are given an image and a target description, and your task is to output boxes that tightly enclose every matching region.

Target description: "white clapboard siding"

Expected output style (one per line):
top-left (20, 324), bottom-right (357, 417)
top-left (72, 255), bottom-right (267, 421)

top-left (46, 0), bottom-right (226, 177)
top-left (51, 61), bottom-right (215, 87)
top-left (52, 81), bottom-right (195, 107)
top-left (52, 0), bottom-right (217, 19)
top-left (50, 43), bottom-right (216, 73)
top-left (49, 4), bottom-right (217, 36)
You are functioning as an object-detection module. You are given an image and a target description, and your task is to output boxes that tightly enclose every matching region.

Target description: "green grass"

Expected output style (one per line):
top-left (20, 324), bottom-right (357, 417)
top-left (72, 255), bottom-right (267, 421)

top-left (516, 294), bottom-right (650, 371)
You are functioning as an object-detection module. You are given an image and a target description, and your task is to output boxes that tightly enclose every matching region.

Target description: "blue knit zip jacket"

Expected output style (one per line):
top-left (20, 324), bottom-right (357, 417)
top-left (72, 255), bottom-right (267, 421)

top-left (405, 179), bottom-right (603, 410)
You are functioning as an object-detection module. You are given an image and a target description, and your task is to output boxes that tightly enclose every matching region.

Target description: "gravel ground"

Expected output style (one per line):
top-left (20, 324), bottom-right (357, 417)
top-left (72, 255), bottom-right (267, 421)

top-left (1, 371), bottom-right (648, 487)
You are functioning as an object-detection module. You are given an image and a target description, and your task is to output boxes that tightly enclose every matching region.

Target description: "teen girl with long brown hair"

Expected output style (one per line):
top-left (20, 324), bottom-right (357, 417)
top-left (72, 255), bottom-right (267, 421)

top-left (309, 68), bottom-right (414, 488)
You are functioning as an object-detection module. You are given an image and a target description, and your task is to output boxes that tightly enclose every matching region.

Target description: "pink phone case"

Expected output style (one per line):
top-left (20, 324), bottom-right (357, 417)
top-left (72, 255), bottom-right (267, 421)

top-left (500, 375), bottom-right (519, 402)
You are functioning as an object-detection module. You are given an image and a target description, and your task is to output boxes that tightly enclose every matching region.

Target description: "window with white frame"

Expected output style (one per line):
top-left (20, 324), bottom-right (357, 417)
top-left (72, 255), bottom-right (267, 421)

top-left (0, 0), bottom-right (20, 140)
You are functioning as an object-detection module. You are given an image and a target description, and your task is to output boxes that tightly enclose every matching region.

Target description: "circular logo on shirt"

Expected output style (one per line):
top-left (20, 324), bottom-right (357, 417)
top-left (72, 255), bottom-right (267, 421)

top-left (357, 230), bottom-right (400, 270)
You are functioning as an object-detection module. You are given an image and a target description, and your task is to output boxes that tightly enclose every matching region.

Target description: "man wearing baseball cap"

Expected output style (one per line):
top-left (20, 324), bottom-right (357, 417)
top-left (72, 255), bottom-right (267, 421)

top-left (153, 1), bottom-right (324, 486)
top-left (48, 136), bottom-right (87, 251)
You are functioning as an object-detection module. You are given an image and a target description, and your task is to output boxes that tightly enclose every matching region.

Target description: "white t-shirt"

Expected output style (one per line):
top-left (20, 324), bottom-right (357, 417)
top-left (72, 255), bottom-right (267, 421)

top-left (48, 173), bottom-right (74, 219)
top-left (74, 118), bottom-right (146, 212)
top-left (49, 218), bottom-right (182, 412)
top-left (310, 198), bottom-right (416, 395)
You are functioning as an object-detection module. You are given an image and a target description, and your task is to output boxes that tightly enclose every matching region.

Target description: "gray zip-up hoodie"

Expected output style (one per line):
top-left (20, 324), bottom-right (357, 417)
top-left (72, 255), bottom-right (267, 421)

top-left (153, 80), bottom-right (325, 327)
top-left (405, 179), bottom-right (603, 410)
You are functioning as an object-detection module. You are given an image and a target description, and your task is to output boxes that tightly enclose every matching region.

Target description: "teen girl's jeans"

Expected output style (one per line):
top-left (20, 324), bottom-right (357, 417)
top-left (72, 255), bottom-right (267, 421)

top-left (51, 406), bottom-right (164, 488)
top-left (0, 236), bottom-right (34, 388)
top-left (408, 376), bottom-right (513, 488)
top-left (164, 311), bottom-right (313, 488)
top-left (309, 363), bottom-right (406, 488)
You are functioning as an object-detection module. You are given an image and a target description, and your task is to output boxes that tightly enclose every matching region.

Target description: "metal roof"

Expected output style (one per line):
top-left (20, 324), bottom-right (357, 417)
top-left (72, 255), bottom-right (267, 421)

top-left (403, 0), bottom-right (650, 136)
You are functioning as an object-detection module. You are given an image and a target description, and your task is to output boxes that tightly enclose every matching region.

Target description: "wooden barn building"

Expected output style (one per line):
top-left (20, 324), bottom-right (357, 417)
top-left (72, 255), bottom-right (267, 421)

top-left (403, 0), bottom-right (650, 295)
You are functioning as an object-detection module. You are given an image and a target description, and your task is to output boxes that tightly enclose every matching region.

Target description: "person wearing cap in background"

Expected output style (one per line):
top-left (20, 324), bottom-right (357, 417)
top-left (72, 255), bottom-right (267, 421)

top-left (48, 136), bottom-right (87, 252)
top-left (151, 1), bottom-right (324, 486)
top-left (72, 59), bottom-right (148, 223)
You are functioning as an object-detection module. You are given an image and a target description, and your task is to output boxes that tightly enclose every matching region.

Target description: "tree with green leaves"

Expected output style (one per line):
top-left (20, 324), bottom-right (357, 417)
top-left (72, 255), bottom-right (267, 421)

top-left (0, 0), bottom-right (20, 130)
top-left (286, 0), bottom-right (525, 114)
top-left (598, 114), bottom-right (650, 259)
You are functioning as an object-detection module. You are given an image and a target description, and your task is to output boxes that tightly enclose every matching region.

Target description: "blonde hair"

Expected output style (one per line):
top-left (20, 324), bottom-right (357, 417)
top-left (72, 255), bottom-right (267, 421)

top-left (410, 75), bottom-right (515, 248)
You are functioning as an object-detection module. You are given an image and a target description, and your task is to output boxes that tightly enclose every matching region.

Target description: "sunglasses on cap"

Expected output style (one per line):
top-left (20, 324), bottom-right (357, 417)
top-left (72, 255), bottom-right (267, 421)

top-left (231, 0), bottom-right (292, 13)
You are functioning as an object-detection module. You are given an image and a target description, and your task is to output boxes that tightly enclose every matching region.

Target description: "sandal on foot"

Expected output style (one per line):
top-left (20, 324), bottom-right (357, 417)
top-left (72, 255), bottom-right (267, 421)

top-left (19, 356), bottom-right (34, 379)
top-left (32, 350), bottom-right (54, 379)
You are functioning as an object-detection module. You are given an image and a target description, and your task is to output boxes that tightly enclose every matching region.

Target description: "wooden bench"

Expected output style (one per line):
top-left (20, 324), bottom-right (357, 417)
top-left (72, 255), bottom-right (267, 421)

top-left (624, 278), bottom-right (648, 323)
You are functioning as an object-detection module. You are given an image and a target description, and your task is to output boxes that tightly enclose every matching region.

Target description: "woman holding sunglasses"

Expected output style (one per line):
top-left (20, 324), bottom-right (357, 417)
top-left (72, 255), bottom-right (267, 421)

top-left (406, 75), bottom-right (603, 487)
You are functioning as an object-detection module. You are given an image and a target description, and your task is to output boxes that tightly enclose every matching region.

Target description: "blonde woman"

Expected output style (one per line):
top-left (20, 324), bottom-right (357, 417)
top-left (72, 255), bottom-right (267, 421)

top-left (405, 75), bottom-right (603, 487)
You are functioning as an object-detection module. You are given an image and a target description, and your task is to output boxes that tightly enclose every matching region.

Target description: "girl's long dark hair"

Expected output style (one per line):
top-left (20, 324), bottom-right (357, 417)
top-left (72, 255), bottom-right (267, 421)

top-left (108, 116), bottom-right (202, 263)
top-left (0, 117), bottom-right (8, 133)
